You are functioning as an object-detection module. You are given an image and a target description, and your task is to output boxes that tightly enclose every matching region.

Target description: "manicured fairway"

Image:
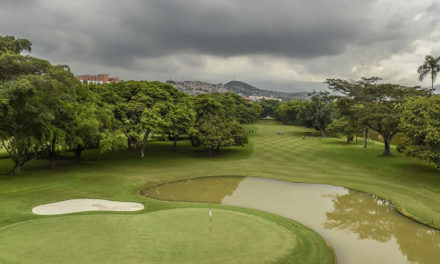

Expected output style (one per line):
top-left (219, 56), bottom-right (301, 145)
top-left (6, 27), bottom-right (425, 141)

top-left (0, 120), bottom-right (439, 263)
top-left (0, 208), bottom-right (332, 264)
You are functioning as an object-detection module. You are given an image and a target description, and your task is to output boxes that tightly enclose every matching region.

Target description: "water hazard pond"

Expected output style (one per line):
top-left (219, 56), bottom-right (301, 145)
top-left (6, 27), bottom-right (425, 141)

top-left (143, 176), bottom-right (440, 264)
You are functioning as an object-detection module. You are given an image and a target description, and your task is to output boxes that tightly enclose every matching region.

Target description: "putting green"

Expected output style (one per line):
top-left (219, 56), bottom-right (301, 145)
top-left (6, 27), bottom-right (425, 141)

top-left (0, 208), bottom-right (297, 264)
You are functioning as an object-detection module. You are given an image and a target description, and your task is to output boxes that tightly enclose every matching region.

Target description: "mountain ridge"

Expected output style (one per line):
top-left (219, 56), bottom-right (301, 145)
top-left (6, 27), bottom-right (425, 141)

top-left (167, 80), bottom-right (309, 100)
top-left (224, 81), bottom-right (309, 99)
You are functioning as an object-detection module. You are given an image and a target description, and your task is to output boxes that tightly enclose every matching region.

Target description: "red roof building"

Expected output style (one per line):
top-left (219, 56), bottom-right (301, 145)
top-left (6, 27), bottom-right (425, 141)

top-left (76, 74), bottom-right (121, 84)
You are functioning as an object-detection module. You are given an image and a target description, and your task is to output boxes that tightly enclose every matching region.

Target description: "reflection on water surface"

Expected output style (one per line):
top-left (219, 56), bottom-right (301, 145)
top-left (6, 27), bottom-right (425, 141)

top-left (143, 176), bottom-right (440, 264)
top-left (143, 176), bottom-right (244, 203)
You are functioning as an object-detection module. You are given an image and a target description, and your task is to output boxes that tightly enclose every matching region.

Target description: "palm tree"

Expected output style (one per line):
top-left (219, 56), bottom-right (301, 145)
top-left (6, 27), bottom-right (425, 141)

top-left (418, 55), bottom-right (440, 89)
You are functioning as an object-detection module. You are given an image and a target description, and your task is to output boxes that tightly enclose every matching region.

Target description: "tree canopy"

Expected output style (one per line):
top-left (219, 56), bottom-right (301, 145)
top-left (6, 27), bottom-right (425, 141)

top-left (275, 92), bottom-right (334, 137)
top-left (326, 77), bottom-right (431, 155)
top-left (0, 67), bottom-right (81, 173)
top-left (0, 35), bottom-right (32, 54)
top-left (191, 96), bottom-right (247, 155)
top-left (259, 99), bottom-right (281, 119)
top-left (398, 95), bottom-right (440, 169)
top-left (195, 92), bottom-right (262, 124)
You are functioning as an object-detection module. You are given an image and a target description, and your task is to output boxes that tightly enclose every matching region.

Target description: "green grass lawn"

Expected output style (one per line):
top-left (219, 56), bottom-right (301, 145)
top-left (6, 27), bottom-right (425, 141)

top-left (0, 120), bottom-right (439, 263)
top-left (1, 207), bottom-right (328, 264)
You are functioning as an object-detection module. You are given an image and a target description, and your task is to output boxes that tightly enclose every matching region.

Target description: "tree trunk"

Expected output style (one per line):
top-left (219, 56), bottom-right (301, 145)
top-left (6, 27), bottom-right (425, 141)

top-left (49, 137), bottom-right (56, 169)
top-left (216, 144), bottom-right (221, 152)
top-left (127, 136), bottom-right (136, 150)
top-left (50, 156), bottom-right (55, 169)
top-left (173, 135), bottom-right (178, 149)
top-left (383, 136), bottom-right (391, 156)
top-left (75, 146), bottom-right (83, 163)
top-left (190, 136), bottom-right (199, 147)
top-left (320, 128), bottom-right (325, 137)
top-left (208, 147), bottom-right (212, 156)
top-left (347, 137), bottom-right (350, 144)
top-left (363, 127), bottom-right (369, 148)
top-left (13, 162), bottom-right (21, 175)
top-left (140, 129), bottom-right (151, 159)
top-left (355, 135), bottom-right (358, 144)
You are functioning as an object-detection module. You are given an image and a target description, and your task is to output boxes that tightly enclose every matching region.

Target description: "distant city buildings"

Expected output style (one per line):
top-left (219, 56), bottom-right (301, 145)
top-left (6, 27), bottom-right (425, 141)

top-left (244, 96), bottom-right (282, 102)
top-left (167, 80), bottom-right (229, 95)
top-left (76, 74), bottom-right (121, 84)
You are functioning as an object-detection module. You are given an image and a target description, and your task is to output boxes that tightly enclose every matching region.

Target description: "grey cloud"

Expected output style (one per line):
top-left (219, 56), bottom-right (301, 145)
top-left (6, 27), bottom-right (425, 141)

top-left (0, 1), bottom-right (384, 63)
top-left (0, 0), bottom-right (439, 90)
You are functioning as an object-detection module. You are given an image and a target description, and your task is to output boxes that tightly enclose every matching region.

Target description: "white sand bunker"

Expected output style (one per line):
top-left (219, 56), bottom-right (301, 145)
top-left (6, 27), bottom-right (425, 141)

top-left (32, 199), bottom-right (144, 215)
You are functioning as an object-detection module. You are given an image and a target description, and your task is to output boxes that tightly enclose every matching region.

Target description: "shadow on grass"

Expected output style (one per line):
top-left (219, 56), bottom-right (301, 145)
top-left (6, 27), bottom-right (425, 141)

top-left (320, 138), bottom-right (352, 145)
top-left (0, 140), bottom-right (253, 177)
top-left (289, 130), bottom-right (321, 137)
top-left (395, 162), bottom-right (438, 176)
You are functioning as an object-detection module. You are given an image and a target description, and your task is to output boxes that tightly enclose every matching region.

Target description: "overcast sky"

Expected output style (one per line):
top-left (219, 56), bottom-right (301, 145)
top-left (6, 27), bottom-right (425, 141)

top-left (1, 0), bottom-right (439, 91)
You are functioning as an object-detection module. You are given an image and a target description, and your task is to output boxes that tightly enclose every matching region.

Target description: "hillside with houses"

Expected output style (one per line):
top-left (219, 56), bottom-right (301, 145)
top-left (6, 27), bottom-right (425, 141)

top-left (167, 80), bottom-right (309, 101)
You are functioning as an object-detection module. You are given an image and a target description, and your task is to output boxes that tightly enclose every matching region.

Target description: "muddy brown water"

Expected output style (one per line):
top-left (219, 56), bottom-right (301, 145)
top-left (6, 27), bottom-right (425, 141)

top-left (144, 176), bottom-right (440, 264)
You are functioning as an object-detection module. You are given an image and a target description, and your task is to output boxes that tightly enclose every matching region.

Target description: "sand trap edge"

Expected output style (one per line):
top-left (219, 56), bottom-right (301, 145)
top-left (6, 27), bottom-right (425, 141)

top-left (32, 199), bottom-right (145, 215)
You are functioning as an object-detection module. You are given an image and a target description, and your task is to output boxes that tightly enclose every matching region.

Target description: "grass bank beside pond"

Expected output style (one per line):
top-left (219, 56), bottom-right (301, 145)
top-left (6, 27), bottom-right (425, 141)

top-left (0, 119), bottom-right (439, 262)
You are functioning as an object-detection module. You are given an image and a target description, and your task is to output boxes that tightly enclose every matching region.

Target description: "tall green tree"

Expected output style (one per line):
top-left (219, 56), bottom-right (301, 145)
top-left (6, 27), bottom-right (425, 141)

top-left (196, 93), bottom-right (261, 124)
top-left (0, 74), bottom-right (68, 173)
top-left (309, 91), bottom-right (335, 137)
top-left (327, 117), bottom-right (358, 143)
top-left (418, 55), bottom-right (440, 89)
top-left (95, 81), bottom-right (185, 158)
top-left (191, 96), bottom-right (247, 155)
top-left (327, 77), bottom-right (431, 155)
top-left (0, 35), bottom-right (106, 172)
top-left (159, 96), bottom-right (196, 149)
top-left (85, 83), bottom-right (128, 156)
top-left (0, 35), bottom-right (49, 82)
top-left (64, 83), bottom-right (113, 162)
top-left (326, 77), bottom-right (381, 148)
top-left (0, 35), bottom-right (31, 54)
top-left (0, 35), bottom-right (83, 173)
top-left (398, 95), bottom-right (440, 169)
top-left (38, 65), bottom-right (87, 169)
top-left (275, 99), bottom-right (313, 127)
top-left (259, 99), bottom-right (281, 119)
top-left (275, 93), bottom-right (334, 136)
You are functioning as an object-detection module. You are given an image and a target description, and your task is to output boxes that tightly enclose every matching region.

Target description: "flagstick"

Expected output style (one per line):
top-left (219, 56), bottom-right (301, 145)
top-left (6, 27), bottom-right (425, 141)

top-left (209, 209), bottom-right (212, 233)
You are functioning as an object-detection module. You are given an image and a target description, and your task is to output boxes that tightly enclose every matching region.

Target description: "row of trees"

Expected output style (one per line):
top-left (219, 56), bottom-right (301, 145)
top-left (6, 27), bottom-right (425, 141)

top-left (274, 74), bottom-right (440, 168)
top-left (2, 34), bottom-right (438, 171)
top-left (0, 35), bottom-right (260, 174)
top-left (325, 55), bottom-right (440, 168)
top-left (91, 82), bottom-right (259, 157)
top-left (275, 91), bottom-right (334, 138)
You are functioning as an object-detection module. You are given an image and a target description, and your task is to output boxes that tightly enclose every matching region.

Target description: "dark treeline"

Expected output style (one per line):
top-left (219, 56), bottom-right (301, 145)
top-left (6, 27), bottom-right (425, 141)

top-left (0, 35), bottom-right (261, 174)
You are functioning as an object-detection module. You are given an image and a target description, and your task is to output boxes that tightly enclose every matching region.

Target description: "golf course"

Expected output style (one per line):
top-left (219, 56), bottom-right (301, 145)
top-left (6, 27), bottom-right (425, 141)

top-left (2, 1), bottom-right (440, 261)
top-left (1, 120), bottom-right (439, 263)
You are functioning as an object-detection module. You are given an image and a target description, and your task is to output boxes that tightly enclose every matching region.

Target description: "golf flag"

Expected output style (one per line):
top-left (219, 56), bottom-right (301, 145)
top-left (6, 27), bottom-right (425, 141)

top-left (209, 210), bottom-right (212, 218)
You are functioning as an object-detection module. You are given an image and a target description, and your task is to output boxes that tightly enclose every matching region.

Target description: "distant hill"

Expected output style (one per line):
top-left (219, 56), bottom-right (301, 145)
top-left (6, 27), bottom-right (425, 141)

top-left (224, 81), bottom-right (309, 99)
top-left (167, 80), bottom-right (229, 95)
top-left (167, 80), bottom-right (309, 100)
